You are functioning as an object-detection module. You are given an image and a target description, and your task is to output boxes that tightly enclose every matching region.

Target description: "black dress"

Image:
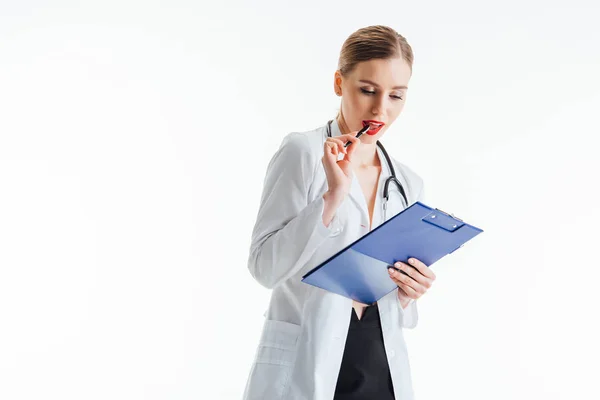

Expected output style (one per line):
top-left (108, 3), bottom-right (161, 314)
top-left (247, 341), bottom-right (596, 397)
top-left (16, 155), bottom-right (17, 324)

top-left (333, 303), bottom-right (395, 399)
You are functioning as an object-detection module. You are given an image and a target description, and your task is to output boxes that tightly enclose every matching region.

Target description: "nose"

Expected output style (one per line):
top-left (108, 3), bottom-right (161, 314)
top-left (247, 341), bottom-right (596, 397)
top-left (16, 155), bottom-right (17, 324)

top-left (370, 94), bottom-right (388, 119)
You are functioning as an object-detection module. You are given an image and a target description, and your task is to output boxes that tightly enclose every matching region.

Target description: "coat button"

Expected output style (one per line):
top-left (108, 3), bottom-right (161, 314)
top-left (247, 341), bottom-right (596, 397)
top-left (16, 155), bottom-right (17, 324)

top-left (389, 350), bottom-right (396, 358)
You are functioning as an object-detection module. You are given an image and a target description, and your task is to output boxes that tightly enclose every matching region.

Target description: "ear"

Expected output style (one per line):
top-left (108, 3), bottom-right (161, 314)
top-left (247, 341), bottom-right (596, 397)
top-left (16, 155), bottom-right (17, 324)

top-left (333, 70), bottom-right (343, 96)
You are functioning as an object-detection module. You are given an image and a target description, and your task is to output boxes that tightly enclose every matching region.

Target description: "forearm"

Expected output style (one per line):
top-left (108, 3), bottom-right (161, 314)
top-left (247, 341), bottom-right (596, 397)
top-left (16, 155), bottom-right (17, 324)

top-left (322, 190), bottom-right (345, 227)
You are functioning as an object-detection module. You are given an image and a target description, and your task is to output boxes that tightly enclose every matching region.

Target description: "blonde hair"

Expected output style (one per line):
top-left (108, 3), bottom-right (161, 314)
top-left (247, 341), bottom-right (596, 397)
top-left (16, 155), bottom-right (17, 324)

top-left (336, 25), bottom-right (414, 118)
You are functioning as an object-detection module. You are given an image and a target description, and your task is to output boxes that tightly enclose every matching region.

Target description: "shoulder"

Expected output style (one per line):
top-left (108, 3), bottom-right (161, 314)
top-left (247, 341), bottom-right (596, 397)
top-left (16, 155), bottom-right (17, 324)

top-left (273, 125), bottom-right (326, 166)
top-left (278, 124), bottom-right (326, 155)
top-left (267, 125), bottom-right (326, 179)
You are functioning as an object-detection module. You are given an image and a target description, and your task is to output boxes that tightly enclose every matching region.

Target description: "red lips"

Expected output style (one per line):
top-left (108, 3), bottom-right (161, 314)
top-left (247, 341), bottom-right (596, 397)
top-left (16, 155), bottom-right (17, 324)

top-left (362, 120), bottom-right (386, 135)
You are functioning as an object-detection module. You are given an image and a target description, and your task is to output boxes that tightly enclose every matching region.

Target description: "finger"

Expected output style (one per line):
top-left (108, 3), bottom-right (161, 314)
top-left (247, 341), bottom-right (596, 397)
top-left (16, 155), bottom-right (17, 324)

top-left (388, 268), bottom-right (421, 299)
top-left (322, 150), bottom-right (339, 171)
top-left (341, 135), bottom-right (360, 162)
top-left (323, 144), bottom-right (338, 167)
top-left (407, 258), bottom-right (436, 280)
top-left (388, 267), bottom-right (425, 294)
top-left (393, 262), bottom-right (433, 289)
top-left (327, 138), bottom-right (347, 154)
top-left (341, 133), bottom-right (360, 147)
top-left (345, 148), bottom-right (354, 163)
top-left (325, 139), bottom-right (343, 158)
top-left (325, 141), bottom-right (339, 157)
top-left (397, 282), bottom-right (419, 300)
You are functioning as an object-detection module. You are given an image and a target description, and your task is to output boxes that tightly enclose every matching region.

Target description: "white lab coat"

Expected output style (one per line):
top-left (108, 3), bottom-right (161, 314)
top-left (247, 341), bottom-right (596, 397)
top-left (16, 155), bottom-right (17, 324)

top-left (243, 119), bottom-right (425, 400)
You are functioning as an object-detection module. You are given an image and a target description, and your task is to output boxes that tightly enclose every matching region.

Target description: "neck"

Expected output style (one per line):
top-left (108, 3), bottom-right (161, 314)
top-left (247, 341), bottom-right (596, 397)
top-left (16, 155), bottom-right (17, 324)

top-left (336, 115), bottom-right (380, 168)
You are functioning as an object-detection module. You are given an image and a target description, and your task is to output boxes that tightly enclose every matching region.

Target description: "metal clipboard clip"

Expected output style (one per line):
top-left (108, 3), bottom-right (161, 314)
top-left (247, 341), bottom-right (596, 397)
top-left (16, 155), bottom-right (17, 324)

top-left (435, 208), bottom-right (463, 222)
top-left (422, 208), bottom-right (465, 233)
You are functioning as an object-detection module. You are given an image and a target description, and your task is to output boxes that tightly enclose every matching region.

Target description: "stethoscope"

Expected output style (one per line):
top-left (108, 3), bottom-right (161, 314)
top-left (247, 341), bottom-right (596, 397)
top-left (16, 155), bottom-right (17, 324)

top-left (326, 119), bottom-right (408, 221)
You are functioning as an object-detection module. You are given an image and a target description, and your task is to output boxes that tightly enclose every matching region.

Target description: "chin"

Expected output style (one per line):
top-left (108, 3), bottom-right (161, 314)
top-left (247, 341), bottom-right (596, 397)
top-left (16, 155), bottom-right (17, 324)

top-left (367, 129), bottom-right (387, 140)
top-left (359, 135), bottom-right (379, 144)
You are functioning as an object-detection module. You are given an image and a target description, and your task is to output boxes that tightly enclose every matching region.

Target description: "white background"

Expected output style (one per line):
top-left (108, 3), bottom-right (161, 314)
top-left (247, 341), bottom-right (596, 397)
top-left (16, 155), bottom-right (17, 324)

top-left (1, 1), bottom-right (599, 399)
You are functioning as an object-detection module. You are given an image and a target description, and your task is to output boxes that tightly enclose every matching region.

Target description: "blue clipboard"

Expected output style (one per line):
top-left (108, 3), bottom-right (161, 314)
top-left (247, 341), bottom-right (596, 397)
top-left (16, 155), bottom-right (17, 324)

top-left (301, 201), bottom-right (483, 304)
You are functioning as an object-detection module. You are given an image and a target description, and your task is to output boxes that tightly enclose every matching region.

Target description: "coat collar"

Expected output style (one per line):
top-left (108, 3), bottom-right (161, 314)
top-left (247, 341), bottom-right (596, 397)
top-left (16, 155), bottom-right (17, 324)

top-left (328, 118), bottom-right (393, 228)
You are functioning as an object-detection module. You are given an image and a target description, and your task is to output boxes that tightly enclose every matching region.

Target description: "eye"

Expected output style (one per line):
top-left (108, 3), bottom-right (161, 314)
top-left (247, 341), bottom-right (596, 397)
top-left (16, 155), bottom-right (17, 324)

top-left (360, 88), bottom-right (404, 101)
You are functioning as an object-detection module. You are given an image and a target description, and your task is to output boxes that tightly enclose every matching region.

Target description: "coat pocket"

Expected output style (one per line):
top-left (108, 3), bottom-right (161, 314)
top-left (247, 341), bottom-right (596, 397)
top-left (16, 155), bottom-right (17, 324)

top-left (256, 319), bottom-right (301, 365)
top-left (243, 320), bottom-right (301, 400)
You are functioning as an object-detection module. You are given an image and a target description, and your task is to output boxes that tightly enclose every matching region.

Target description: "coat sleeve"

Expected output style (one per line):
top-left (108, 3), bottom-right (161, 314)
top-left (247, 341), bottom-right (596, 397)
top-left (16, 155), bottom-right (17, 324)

top-left (247, 132), bottom-right (342, 289)
top-left (395, 183), bottom-right (425, 329)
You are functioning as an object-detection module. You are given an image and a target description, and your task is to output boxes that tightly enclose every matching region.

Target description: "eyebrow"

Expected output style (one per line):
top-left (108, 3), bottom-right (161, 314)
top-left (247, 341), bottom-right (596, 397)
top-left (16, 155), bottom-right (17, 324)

top-left (359, 79), bottom-right (408, 90)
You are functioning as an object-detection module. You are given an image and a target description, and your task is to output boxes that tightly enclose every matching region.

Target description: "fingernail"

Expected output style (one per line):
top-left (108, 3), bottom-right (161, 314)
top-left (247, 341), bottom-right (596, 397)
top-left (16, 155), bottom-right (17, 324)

top-left (388, 268), bottom-right (394, 274)
top-left (395, 262), bottom-right (401, 267)
top-left (409, 258), bottom-right (415, 265)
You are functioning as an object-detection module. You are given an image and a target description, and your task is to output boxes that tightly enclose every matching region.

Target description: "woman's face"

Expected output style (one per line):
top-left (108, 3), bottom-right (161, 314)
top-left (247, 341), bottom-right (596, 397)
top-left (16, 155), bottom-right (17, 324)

top-left (334, 56), bottom-right (411, 143)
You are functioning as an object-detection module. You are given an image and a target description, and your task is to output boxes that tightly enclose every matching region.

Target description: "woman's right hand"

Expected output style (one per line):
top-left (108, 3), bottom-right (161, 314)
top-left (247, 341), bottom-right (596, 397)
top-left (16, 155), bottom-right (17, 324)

top-left (321, 131), bottom-right (362, 198)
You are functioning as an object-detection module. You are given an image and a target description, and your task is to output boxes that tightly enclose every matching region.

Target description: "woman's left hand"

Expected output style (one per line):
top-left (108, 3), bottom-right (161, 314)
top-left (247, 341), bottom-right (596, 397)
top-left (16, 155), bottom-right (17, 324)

top-left (388, 258), bottom-right (436, 308)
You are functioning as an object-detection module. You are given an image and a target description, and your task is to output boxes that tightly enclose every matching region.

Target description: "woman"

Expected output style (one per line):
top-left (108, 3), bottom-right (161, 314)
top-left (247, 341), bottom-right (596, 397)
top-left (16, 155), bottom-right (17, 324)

top-left (243, 25), bottom-right (437, 400)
